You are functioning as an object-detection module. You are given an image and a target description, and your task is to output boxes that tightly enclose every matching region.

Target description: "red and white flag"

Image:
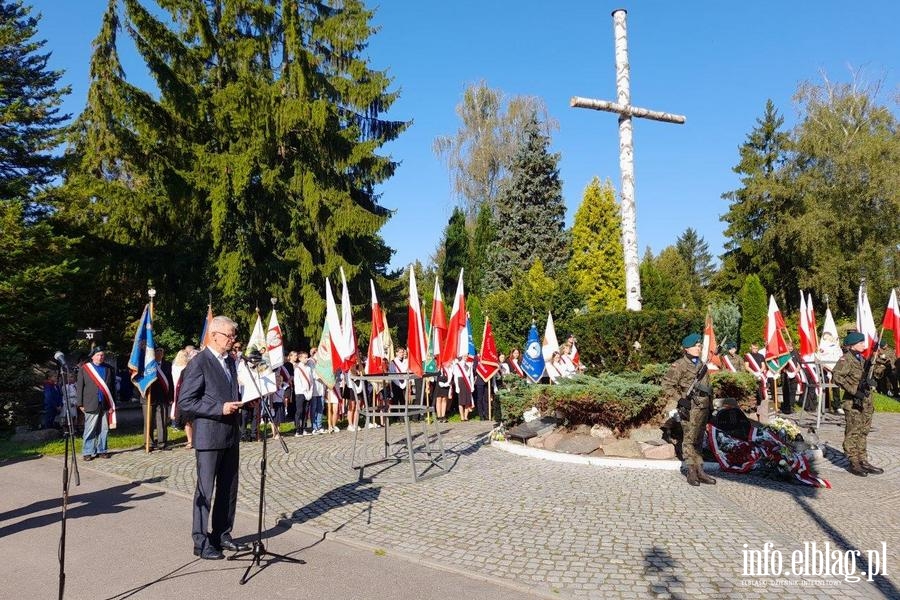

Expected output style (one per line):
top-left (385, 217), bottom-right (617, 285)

top-left (702, 311), bottom-right (722, 370)
top-left (366, 280), bottom-right (387, 374)
top-left (338, 267), bottom-right (358, 370)
top-left (406, 267), bottom-right (428, 376)
top-left (882, 288), bottom-right (900, 349)
top-left (440, 269), bottom-right (467, 368)
top-left (476, 318), bottom-right (500, 382)
top-left (430, 278), bottom-right (447, 364)
top-left (325, 277), bottom-right (353, 368)
top-left (798, 291), bottom-right (816, 360)
top-left (856, 284), bottom-right (878, 358)
top-left (806, 292), bottom-right (818, 354)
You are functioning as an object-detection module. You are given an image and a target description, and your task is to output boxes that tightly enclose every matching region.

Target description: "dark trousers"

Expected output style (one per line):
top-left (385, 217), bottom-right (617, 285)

top-left (780, 374), bottom-right (797, 414)
top-left (294, 394), bottom-right (310, 432)
top-left (192, 444), bottom-right (239, 551)
top-left (474, 383), bottom-right (488, 419)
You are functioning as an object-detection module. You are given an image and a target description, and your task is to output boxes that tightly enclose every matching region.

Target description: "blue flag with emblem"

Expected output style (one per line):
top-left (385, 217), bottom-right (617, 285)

top-left (128, 303), bottom-right (158, 398)
top-left (521, 322), bottom-right (545, 383)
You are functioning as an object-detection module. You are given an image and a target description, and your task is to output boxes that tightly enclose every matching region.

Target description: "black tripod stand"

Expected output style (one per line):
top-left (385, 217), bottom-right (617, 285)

top-left (229, 357), bottom-right (304, 584)
top-left (56, 355), bottom-right (79, 600)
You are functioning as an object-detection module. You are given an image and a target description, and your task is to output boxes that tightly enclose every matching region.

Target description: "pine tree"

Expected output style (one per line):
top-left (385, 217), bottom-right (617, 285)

top-left (568, 177), bottom-right (625, 312)
top-left (57, 0), bottom-right (406, 345)
top-left (484, 114), bottom-right (567, 291)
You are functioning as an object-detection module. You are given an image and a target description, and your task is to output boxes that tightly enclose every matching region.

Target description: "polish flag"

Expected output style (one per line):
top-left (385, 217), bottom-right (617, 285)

top-left (856, 284), bottom-right (878, 358)
top-left (266, 307), bottom-right (284, 369)
top-left (440, 269), bottom-right (467, 367)
top-left (806, 292), bottom-right (818, 354)
top-left (430, 278), bottom-right (447, 364)
top-left (798, 291), bottom-right (816, 360)
top-left (407, 267), bottom-right (428, 376)
top-left (882, 288), bottom-right (900, 349)
top-left (765, 295), bottom-right (791, 373)
top-left (366, 280), bottom-right (387, 374)
top-left (339, 267), bottom-right (358, 370)
top-left (325, 278), bottom-right (352, 367)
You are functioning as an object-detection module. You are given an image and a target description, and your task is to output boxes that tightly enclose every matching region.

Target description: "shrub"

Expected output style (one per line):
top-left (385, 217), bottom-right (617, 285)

top-left (498, 373), bottom-right (663, 433)
top-left (710, 371), bottom-right (757, 411)
top-left (0, 344), bottom-right (42, 430)
top-left (570, 309), bottom-right (704, 372)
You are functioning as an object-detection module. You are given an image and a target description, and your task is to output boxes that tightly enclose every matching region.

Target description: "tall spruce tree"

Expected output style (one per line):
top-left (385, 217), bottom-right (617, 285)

top-left (675, 227), bottom-right (714, 309)
top-left (484, 114), bottom-right (567, 291)
top-left (440, 206), bottom-right (469, 300)
top-left (469, 202), bottom-right (495, 296)
top-left (57, 0), bottom-right (405, 345)
top-left (718, 100), bottom-right (793, 299)
top-left (568, 177), bottom-right (625, 312)
top-left (0, 0), bottom-right (74, 427)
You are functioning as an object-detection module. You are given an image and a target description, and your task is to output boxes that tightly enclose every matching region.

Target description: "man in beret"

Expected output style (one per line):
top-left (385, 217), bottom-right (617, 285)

top-left (662, 333), bottom-right (716, 486)
top-left (832, 331), bottom-right (883, 477)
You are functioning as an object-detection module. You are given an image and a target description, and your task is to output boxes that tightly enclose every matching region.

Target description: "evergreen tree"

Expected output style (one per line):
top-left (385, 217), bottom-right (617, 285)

top-left (469, 202), bottom-right (495, 296)
top-left (675, 227), bottom-right (714, 309)
top-left (0, 0), bottom-right (69, 210)
top-left (0, 1), bottom-right (73, 427)
top-left (718, 100), bottom-right (794, 297)
top-left (567, 177), bottom-right (625, 312)
top-left (440, 206), bottom-right (469, 300)
top-left (484, 114), bottom-right (567, 291)
top-left (738, 274), bottom-right (767, 349)
top-left (57, 0), bottom-right (406, 345)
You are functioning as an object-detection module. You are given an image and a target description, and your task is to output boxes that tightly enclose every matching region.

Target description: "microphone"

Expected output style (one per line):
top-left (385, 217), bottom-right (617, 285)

top-left (54, 351), bottom-right (67, 367)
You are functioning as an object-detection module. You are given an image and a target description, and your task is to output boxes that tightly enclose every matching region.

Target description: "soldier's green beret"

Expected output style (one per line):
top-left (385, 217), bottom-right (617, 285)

top-left (843, 332), bottom-right (865, 346)
top-left (682, 333), bottom-right (701, 348)
top-left (89, 346), bottom-right (105, 358)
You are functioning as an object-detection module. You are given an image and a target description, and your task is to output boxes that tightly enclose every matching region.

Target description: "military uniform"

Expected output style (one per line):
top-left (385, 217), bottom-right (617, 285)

top-left (874, 346), bottom-right (897, 395)
top-left (832, 332), bottom-right (883, 476)
top-left (662, 333), bottom-right (715, 486)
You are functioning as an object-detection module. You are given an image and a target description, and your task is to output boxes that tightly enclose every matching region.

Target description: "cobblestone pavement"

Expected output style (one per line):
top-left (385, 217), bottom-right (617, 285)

top-left (81, 412), bottom-right (900, 599)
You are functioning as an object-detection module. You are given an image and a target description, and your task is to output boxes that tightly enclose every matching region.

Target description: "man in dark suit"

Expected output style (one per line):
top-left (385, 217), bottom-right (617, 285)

top-left (145, 347), bottom-right (173, 449)
top-left (178, 316), bottom-right (253, 560)
top-left (76, 347), bottom-right (117, 460)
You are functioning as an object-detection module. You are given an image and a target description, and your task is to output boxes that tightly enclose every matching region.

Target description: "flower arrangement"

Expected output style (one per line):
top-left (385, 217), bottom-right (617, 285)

top-left (766, 416), bottom-right (802, 442)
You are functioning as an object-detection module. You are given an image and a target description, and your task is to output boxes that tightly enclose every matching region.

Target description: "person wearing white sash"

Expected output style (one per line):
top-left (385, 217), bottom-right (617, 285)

top-left (453, 357), bottom-right (474, 421)
top-left (76, 347), bottom-right (116, 460)
top-left (292, 351), bottom-right (314, 435)
top-left (389, 347), bottom-right (409, 404)
top-left (545, 351), bottom-right (564, 384)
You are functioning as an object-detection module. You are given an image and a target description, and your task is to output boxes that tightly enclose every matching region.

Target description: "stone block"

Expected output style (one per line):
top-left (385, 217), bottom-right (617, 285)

top-left (526, 436), bottom-right (544, 449)
top-left (600, 439), bottom-right (643, 458)
top-left (628, 426), bottom-right (664, 443)
top-left (554, 435), bottom-right (603, 455)
top-left (590, 424), bottom-right (614, 439)
top-left (640, 443), bottom-right (676, 460)
top-left (542, 431), bottom-right (566, 451)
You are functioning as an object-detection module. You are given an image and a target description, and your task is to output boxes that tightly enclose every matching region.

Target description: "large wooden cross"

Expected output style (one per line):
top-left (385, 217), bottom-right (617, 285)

top-left (571, 8), bottom-right (686, 311)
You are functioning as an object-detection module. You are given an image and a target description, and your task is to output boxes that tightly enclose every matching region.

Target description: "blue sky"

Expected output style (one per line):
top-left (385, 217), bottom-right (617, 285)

top-left (31, 1), bottom-right (899, 271)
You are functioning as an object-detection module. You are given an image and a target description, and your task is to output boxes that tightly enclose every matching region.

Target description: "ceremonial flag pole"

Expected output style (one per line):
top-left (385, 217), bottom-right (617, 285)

top-left (128, 289), bottom-right (158, 453)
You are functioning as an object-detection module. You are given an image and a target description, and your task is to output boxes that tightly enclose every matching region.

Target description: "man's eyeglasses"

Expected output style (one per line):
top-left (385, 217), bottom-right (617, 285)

top-left (212, 331), bottom-right (237, 340)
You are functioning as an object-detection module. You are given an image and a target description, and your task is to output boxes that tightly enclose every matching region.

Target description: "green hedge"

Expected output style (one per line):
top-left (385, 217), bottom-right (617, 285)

top-left (569, 309), bottom-right (704, 372)
top-left (498, 373), bottom-right (663, 433)
top-left (0, 344), bottom-right (42, 430)
top-left (710, 371), bottom-right (758, 410)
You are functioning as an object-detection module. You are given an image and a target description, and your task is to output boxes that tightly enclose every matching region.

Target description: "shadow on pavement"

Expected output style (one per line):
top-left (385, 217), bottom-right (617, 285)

top-left (0, 477), bottom-right (166, 538)
top-left (642, 545), bottom-right (685, 600)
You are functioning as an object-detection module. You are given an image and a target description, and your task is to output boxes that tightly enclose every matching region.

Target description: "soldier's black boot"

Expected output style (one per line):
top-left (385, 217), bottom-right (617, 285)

top-left (861, 461), bottom-right (884, 475)
top-left (685, 465), bottom-right (700, 487)
top-left (696, 466), bottom-right (717, 485)
top-left (848, 462), bottom-right (868, 477)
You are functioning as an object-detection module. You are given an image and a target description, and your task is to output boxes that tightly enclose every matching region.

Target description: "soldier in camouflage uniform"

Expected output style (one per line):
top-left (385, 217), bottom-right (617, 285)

top-left (662, 333), bottom-right (715, 486)
top-left (832, 331), bottom-right (884, 477)
top-left (873, 341), bottom-right (897, 396)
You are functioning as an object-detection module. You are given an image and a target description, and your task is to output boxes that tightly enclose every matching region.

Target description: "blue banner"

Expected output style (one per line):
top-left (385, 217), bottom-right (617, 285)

top-left (521, 323), bottom-right (546, 383)
top-left (128, 304), bottom-right (158, 397)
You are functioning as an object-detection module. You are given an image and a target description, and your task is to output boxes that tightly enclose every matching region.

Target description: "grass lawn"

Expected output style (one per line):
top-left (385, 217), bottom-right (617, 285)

top-left (874, 392), bottom-right (900, 413)
top-left (0, 426), bottom-right (189, 462)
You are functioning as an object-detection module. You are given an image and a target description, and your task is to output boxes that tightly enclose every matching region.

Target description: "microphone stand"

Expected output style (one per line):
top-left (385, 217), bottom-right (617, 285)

top-left (229, 357), bottom-right (303, 584)
top-left (57, 361), bottom-right (79, 600)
